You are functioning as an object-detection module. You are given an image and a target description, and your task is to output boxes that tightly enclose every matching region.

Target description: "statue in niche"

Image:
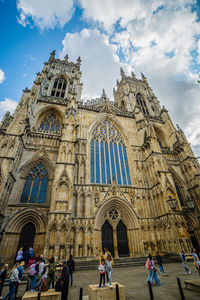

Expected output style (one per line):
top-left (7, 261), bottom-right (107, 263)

top-left (94, 194), bottom-right (99, 206)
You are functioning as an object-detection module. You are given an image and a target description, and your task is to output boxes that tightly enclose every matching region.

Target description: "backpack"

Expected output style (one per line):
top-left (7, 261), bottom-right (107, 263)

top-left (29, 263), bottom-right (37, 276)
top-left (146, 259), bottom-right (150, 270)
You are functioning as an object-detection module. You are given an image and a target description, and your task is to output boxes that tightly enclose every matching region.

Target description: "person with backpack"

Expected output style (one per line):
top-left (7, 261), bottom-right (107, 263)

top-left (146, 254), bottom-right (152, 284)
top-left (156, 252), bottom-right (164, 274)
top-left (14, 261), bottom-right (25, 299)
top-left (3, 263), bottom-right (21, 300)
top-left (29, 258), bottom-right (40, 291)
top-left (67, 255), bottom-right (75, 287)
top-left (48, 257), bottom-right (57, 289)
top-left (192, 248), bottom-right (200, 275)
top-left (0, 264), bottom-right (8, 297)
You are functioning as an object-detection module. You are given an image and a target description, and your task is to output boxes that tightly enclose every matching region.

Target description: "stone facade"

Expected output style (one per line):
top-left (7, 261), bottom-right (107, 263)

top-left (0, 51), bottom-right (200, 265)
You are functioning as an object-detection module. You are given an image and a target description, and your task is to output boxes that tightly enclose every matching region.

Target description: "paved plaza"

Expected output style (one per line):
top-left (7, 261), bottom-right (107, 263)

top-left (68, 262), bottom-right (200, 300)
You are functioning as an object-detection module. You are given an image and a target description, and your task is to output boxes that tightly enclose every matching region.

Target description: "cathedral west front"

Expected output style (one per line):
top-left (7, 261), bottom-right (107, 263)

top-left (0, 51), bottom-right (200, 265)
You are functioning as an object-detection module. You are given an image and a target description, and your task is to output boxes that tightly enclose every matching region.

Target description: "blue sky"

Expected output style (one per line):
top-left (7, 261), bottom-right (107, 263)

top-left (0, 0), bottom-right (200, 155)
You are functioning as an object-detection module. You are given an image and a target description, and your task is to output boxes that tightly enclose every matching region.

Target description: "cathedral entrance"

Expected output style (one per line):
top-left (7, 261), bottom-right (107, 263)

top-left (18, 222), bottom-right (36, 249)
top-left (117, 220), bottom-right (129, 257)
top-left (102, 220), bottom-right (114, 257)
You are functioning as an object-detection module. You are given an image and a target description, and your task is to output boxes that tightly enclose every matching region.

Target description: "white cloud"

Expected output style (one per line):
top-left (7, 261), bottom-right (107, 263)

top-left (0, 69), bottom-right (5, 84)
top-left (17, 0), bottom-right (75, 30)
top-left (60, 29), bottom-right (121, 99)
top-left (0, 98), bottom-right (18, 121)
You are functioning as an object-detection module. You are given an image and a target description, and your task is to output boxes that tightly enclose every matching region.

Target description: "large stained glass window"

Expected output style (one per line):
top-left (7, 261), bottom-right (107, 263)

top-left (90, 120), bottom-right (131, 185)
top-left (39, 114), bottom-right (60, 134)
top-left (21, 163), bottom-right (48, 204)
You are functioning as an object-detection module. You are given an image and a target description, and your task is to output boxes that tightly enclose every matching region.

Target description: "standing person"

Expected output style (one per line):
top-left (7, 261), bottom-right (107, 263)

top-left (29, 259), bottom-right (39, 291)
top-left (146, 254), bottom-right (152, 284)
top-left (38, 258), bottom-right (45, 277)
top-left (98, 259), bottom-right (106, 288)
top-left (149, 258), bottom-right (161, 286)
top-left (3, 263), bottom-right (21, 300)
top-left (180, 250), bottom-right (191, 275)
top-left (48, 257), bottom-right (56, 289)
top-left (16, 248), bottom-right (23, 263)
top-left (192, 248), bottom-right (200, 275)
top-left (67, 255), bottom-right (75, 287)
top-left (60, 261), bottom-right (69, 300)
top-left (0, 264), bottom-right (8, 297)
top-left (14, 261), bottom-right (25, 299)
top-left (29, 246), bottom-right (34, 258)
top-left (105, 255), bottom-right (113, 288)
top-left (23, 246), bottom-right (29, 267)
top-left (156, 252), bottom-right (164, 274)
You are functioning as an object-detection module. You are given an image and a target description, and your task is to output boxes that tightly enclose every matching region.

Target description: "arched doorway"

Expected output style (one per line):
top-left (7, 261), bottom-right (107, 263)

top-left (18, 222), bottom-right (36, 250)
top-left (102, 220), bottom-right (114, 257)
top-left (117, 220), bottom-right (129, 257)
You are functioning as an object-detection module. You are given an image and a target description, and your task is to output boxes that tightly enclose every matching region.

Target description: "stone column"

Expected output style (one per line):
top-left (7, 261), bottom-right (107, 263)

top-left (113, 229), bottom-right (119, 258)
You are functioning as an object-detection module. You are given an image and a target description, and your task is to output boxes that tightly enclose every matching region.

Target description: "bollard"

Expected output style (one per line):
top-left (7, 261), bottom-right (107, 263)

top-left (177, 277), bottom-right (185, 300)
top-left (116, 283), bottom-right (120, 300)
top-left (148, 281), bottom-right (154, 300)
top-left (37, 291), bottom-right (41, 300)
top-left (79, 287), bottom-right (83, 300)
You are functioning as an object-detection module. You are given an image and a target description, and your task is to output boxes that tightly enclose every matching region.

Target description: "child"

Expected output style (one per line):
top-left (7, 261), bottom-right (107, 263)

top-left (150, 257), bottom-right (161, 286)
top-left (36, 271), bottom-right (48, 292)
top-left (98, 259), bottom-right (106, 288)
top-left (105, 254), bottom-right (113, 288)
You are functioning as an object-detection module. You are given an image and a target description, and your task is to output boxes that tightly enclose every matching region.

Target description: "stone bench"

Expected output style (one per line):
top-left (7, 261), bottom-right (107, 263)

top-left (185, 279), bottom-right (200, 293)
top-left (88, 282), bottom-right (125, 300)
top-left (22, 289), bottom-right (61, 300)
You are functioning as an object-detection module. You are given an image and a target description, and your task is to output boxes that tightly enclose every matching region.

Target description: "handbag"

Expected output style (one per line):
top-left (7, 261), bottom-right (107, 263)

top-left (55, 278), bottom-right (63, 292)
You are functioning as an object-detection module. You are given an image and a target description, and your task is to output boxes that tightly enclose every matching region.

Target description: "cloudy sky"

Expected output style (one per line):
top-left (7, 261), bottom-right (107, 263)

top-left (0, 0), bottom-right (200, 155)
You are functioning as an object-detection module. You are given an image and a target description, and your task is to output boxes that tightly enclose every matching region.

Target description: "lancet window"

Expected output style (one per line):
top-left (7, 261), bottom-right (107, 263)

top-left (39, 114), bottom-right (61, 134)
top-left (51, 77), bottom-right (67, 98)
top-left (136, 93), bottom-right (149, 115)
top-left (90, 120), bottom-right (131, 185)
top-left (21, 163), bottom-right (48, 204)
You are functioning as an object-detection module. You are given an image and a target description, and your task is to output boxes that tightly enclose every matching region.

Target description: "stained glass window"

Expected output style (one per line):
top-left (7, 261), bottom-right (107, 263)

top-left (21, 163), bottom-right (48, 204)
top-left (39, 114), bottom-right (60, 134)
top-left (90, 120), bottom-right (131, 185)
top-left (51, 78), bottom-right (67, 98)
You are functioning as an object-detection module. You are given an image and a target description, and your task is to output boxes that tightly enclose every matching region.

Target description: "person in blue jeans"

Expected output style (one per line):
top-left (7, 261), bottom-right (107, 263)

top-left (146, 254), bottom-right (153, 283)
top-left (105, 255), bottom-right (113, 288)
top-left (67, 255), bottom-right (75, 287)
top-left (156, 252), bottom-right (164, 274)
top-left (3, 262), bottom-right (21, 300)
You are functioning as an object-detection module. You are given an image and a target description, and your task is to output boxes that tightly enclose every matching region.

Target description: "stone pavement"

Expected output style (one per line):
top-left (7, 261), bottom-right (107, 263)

top-left (68, 262), bottom-right (200, 300)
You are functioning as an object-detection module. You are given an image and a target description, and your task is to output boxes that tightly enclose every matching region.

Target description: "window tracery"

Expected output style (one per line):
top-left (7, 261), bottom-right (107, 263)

top-left (90, 120), bottom-right (131, 185)
top-left (136, 93), bottom-right (149, 115)
top-left (51, 77), bottom-right (67, 98)
top-left (39, 114), bottom-right (61, 134)
top-left (21, 163), bottom-right (48, 204)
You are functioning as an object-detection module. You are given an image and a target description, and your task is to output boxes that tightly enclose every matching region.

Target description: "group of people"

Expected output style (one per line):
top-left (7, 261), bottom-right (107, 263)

top-left (98, 248), bottom-right (114, 288)
top-left (0, 253), bottom-right (75, 300)
top-left (180, 248), bottom-right (200, 275)
top-left (16, 246), bottom-right (34, 266)
top-left (146, 252), bottom-right (163, 286)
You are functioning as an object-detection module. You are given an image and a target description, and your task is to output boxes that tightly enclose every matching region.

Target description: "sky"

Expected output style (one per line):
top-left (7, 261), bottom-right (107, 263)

top-left (0, 0), bottom-right (200, 156)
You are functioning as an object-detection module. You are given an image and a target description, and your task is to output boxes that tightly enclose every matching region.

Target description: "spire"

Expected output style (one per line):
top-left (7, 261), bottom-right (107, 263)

top-left (64, 54), bottom-right (69, 62)
top-left (77, 56), bottom-right (81, 66)
top-left (101, 89), bottom-right (107, 100)
top-left (116, 79), bottom-right (119, 87)
top-left (120, 67), bottom-right (125, 79)
top-left (141, 72), bottom-right (148, 83)
top-left (113, 88), bottom-right (116, 96)
top-left (49, 50), bottom-right (55, 61)
top-left (131, 71), bottom-right (136, 80)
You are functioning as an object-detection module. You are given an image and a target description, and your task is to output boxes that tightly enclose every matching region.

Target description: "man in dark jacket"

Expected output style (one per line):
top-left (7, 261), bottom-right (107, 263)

top-left (61, 260), bottom-right (69, 300)
top-left (156, 252), bottom-right (164, 273)
top-left (67, 255), bottom-right (75, 287)
top-left (0, 264), bottom-right (8, 296)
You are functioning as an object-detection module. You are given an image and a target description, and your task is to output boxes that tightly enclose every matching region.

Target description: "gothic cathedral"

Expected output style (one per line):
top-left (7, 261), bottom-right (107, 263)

top-left (0, 51), bottom-right (200, 265)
